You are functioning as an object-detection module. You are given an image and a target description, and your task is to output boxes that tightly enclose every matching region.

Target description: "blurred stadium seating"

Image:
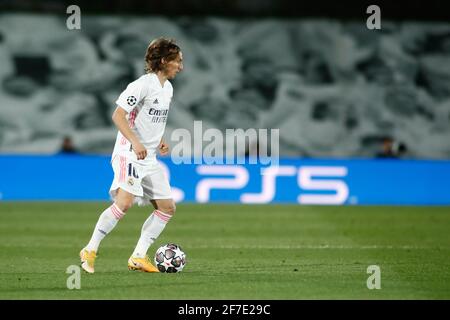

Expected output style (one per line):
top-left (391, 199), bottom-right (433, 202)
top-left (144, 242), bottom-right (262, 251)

top-left (0, 11), bottom-right (449, 158)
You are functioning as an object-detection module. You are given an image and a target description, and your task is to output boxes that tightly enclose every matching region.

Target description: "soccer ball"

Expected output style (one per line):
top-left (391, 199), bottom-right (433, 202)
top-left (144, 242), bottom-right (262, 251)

top-left (154, 243), bottom-right (186, 273)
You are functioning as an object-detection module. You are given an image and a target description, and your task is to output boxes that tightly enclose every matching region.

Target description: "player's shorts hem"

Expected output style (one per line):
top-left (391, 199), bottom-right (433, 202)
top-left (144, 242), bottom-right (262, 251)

top-left (134, 195), bottom-right (173, 207)
top-left (109, 185), bottom-right (144, 199)
top-left (151, 196), bottom-right (173, 200)
top-left (109, 186), bottom-right (172, 206)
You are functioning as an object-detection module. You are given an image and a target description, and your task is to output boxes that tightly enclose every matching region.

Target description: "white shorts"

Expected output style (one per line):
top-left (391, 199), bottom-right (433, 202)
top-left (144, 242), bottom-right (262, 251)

top-left (109, 155), bottom-right (172, 206)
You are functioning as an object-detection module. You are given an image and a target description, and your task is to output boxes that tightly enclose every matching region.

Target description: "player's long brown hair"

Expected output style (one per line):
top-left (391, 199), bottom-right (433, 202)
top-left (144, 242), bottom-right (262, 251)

top-left (144, 38), bottom-right (181, 73)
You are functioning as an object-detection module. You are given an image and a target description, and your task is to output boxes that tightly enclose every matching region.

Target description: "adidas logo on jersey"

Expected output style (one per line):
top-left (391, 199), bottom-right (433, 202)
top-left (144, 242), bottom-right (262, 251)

top-left (153, 99), bottom-right (159, 104)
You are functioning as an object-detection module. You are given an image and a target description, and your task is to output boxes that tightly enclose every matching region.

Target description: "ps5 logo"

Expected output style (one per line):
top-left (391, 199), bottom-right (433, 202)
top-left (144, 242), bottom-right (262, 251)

top-left (195, 165), bottom-right (349, 204)
top-left (297, 166), bottom-right (349, 205)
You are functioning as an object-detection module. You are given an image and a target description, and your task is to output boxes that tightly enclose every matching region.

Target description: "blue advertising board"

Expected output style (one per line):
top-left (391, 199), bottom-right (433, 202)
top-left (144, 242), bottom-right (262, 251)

top-left (0, 155), bottom-right (449, 205)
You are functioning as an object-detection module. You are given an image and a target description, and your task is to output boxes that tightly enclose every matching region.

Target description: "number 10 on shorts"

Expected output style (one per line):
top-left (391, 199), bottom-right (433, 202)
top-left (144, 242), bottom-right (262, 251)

top-left (128, 163), bottom-right (139, 178)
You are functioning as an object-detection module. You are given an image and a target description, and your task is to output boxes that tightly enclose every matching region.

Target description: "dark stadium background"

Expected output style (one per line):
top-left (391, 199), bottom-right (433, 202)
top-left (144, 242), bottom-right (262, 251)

top-left (0, 0), bottom-right (449, 304)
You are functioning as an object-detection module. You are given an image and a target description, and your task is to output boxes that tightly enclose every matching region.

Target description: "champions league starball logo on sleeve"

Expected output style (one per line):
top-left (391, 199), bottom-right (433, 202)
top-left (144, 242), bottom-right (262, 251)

top-left (127, 96), bottom-right (137, 106)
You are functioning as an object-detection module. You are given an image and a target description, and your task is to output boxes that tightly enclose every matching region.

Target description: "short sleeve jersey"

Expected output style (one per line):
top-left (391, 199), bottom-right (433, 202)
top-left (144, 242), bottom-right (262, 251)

top-left (112, 73), bottom-right (173, 164)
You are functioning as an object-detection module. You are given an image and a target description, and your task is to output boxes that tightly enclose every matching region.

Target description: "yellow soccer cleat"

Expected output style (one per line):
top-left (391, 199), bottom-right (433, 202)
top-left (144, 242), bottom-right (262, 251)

top-left (80, 248), bottom-right (97, 274)
top-left (128, 256), bottom-right (159, 273)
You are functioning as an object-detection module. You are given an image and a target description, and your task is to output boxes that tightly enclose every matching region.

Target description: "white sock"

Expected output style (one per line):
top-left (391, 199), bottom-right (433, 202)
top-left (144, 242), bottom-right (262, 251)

top-left (132, 210), bottom-right (172, 258)
top-left (85, 203), bottom-right (125, 252)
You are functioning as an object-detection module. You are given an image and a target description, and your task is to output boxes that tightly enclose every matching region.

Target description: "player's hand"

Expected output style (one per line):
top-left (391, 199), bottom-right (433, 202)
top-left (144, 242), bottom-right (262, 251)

top-left (158, 141), bottom-right (169, 156)
top-left (133, 142), bottom-right (147, 160)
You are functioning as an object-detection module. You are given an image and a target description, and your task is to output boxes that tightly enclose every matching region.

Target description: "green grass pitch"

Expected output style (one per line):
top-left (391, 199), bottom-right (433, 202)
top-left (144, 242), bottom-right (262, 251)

top-left (0, 203), bottom-right (449, 299)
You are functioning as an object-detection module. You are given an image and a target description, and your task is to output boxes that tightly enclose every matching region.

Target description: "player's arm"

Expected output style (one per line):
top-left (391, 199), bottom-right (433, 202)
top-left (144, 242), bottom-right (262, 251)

top-left (112, 106), bottom-right (147, 160)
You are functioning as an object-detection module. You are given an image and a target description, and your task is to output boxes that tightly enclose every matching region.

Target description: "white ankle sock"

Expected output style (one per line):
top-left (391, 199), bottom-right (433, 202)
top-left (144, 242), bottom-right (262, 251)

top-left (85, 203), bottom-right (124, 252)
top-left (132, 210), bottom-right (172, 258)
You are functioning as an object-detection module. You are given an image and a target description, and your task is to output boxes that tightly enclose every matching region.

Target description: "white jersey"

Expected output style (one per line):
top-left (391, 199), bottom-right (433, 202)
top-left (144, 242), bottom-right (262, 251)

top-left (112, 73), bottom-right (173, 165)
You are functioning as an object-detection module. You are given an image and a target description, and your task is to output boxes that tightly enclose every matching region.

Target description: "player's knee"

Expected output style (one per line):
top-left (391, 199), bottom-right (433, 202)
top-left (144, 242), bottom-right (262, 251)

top-left (160, 202), bottom-right (176, 216)
top-left (115, 199), bottom-right (133, 212)
top-left (114, 189), bottom-right (135, 212)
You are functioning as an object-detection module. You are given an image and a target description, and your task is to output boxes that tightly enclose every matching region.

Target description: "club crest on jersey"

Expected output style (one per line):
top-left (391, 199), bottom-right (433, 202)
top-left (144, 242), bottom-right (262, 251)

top-left (127, 178), bottom-right (134, 186)
top-left (127, 96), bottom-right (137, 106)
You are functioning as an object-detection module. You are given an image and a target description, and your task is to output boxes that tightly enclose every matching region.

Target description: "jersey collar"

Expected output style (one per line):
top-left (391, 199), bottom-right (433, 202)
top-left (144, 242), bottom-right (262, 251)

top-left (150, 72), bottom-right (166, 89)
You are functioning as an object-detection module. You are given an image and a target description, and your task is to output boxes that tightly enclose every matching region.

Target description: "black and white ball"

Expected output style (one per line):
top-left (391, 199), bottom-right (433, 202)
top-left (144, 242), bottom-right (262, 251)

top-left (154, 243), bottom-right (186, 273)
top-left (127, 95), bottom-right (137, 106)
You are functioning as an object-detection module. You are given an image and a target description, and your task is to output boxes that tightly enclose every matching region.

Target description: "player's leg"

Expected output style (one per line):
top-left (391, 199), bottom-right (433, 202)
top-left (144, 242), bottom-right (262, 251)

top-left (129, 168), bottom-right (174, 272)
top-left (80, 188), bottom-right (134, 273)
top-left (85, 188), bottom-right (134, 252)
top-left (80, 156), bottom-right (143, 273)
top-left (128, 199), bottom-right (175, 273)
top-left (132, 198), bottom-right (175, 258)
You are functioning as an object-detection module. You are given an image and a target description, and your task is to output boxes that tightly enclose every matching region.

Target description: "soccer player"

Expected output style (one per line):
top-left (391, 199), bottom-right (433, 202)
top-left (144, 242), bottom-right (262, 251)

top-left (80, 38), bottom-right (183, 273)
